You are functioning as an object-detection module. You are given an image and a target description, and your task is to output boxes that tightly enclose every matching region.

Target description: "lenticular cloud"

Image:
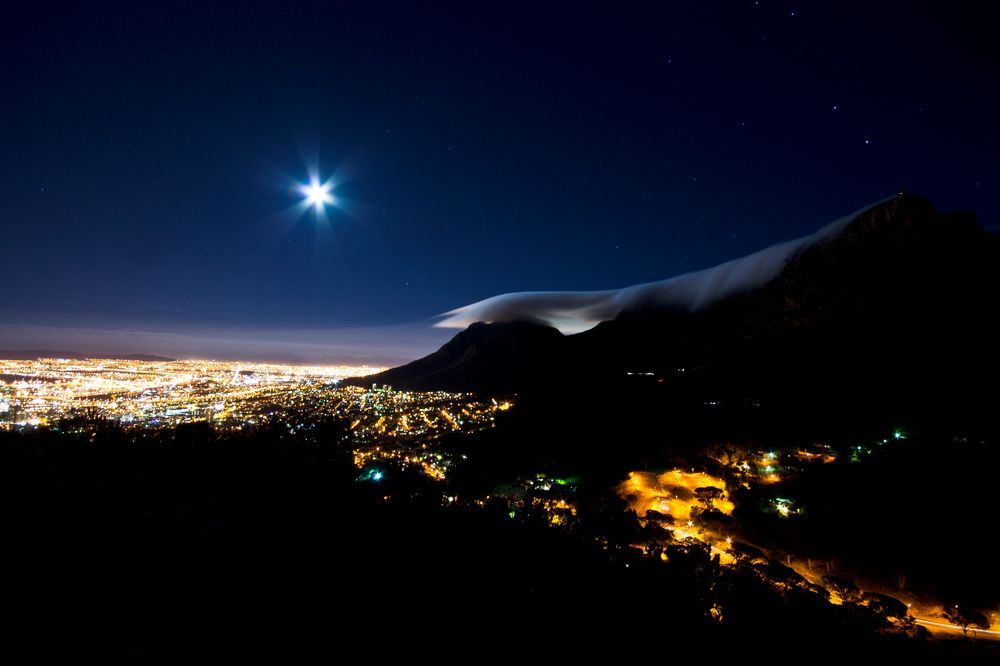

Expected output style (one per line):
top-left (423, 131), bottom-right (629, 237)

top-left (436, 199), bottom-right (892, 334)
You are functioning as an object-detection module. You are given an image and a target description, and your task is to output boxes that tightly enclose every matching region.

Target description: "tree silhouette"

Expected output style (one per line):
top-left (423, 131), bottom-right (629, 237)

top-left (694, 486), bottom-right (724, 510)
top-left (945, 604), bottom-right (991, 638)
top-left (822, 575), bottom-right (861, 603)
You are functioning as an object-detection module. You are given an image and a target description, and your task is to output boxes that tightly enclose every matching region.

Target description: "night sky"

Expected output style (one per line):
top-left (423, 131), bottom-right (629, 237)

top-left (2, 2), bottom-right (997, 363)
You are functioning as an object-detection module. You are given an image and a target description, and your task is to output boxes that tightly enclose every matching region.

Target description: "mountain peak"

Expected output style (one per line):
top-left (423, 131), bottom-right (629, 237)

top-left (350, 319), bottom-right (564, 392)
top-left (835, 191), bottom-right (977, 240)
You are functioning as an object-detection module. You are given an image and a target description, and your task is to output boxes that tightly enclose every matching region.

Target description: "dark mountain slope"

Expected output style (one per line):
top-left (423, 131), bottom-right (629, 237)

top-left (352, 194), bottom-right (998, 430)
top-left (355, 320), bottom-right (567, 393)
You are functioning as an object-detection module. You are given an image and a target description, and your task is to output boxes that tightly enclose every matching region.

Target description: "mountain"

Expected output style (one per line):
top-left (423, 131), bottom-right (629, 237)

top-left (353, 194), bottom-right (999, 430)
top-left (356, 320), bottom-right (566, 394)
top-left (0, 350), bottom-right (176, 362)
top-left (112, 353), bottom-right (176, 362)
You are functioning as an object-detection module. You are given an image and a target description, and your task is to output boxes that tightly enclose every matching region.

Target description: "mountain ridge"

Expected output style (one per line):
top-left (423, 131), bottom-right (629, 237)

top-left (0, 350), bottom-right (176, 362)
top-left (352, 193), bottom-right (999, 432)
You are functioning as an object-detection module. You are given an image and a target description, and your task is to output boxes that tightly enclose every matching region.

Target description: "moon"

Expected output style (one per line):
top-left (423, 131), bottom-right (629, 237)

top-left (301, 179), bottom-right (334, 210)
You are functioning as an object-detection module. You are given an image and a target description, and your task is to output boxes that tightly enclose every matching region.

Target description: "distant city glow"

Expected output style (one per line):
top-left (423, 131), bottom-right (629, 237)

top-left (0, 358), bottom-right (513, 482)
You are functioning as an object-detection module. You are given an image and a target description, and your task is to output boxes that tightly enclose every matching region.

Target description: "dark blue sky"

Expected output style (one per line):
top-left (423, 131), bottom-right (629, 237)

top-left (2, 2), bottom-right (997, 362)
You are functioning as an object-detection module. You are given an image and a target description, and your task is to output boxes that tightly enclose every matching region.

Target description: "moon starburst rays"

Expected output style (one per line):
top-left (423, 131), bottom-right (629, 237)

top-left (301, 178), bottom-right (334, 210)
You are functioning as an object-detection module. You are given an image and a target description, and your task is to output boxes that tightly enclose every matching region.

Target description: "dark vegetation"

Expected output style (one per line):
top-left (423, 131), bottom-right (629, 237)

top-left (2, 419), bottom-right (996, 662)
top-left (731, 431), bottom-right (1000, 606)
top-left (445, 389), bottom-right (1000, 608)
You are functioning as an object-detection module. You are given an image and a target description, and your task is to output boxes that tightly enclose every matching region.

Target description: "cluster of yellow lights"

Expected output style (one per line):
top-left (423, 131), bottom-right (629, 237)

top-left (621, 469), bottom-right (735, 522)
top-left (1, 358), bottom-right (514, 482)
top-left (616, 450), bottom-right (994, 638)
top-left (531, 497), bottom-right (577, 526)
top-left (0, 358), bottom-right (383, 429)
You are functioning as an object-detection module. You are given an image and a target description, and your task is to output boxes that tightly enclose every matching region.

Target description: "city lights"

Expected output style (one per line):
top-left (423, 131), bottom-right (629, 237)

top-left (0, 358), bottom-right (514, 481)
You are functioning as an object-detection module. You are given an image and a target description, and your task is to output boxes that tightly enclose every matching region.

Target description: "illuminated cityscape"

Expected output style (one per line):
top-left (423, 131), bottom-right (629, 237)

top-left (0, 358), bottom-right (511, 480)
top-left (0, 358), bottom-right (382, 429)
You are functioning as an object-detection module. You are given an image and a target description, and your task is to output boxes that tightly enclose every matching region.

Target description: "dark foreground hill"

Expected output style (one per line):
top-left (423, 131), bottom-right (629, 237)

top-left (352, 193), bottom-right (999, 433)
top-left (3, 423), bottom-right (991, 662)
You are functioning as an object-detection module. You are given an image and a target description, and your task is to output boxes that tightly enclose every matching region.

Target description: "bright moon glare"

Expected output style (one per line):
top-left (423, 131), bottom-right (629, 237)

top-left (302, 180), bottom-right (334, 209)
